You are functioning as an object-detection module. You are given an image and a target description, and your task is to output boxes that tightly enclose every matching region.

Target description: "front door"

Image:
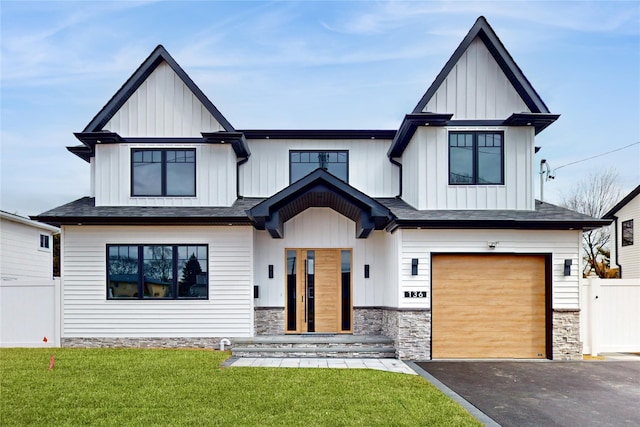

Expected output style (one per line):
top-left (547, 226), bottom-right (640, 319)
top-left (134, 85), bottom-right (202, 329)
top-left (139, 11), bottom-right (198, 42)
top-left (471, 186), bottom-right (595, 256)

top-left (285, 249), bottom-right (352, 334)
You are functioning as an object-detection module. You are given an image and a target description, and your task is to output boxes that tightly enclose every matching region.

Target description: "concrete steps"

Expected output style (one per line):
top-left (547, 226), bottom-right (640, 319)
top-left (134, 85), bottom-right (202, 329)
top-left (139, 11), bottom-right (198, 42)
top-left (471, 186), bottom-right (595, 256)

top-left (231, 335), bottom-right (396, 358)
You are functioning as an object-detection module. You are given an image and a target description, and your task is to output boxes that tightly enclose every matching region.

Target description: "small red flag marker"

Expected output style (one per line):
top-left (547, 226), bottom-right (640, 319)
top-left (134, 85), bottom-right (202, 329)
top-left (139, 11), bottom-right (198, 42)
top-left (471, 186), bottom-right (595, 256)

top-left (43, 336), bottom-right (48, 343)
top-left (49, 355), bottom-right (55, 371)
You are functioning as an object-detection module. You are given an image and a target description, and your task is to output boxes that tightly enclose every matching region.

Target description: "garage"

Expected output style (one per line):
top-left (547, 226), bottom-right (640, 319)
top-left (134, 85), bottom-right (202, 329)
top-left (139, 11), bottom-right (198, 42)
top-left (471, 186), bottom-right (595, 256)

top-left (431, 254), bottom-right (548, 359)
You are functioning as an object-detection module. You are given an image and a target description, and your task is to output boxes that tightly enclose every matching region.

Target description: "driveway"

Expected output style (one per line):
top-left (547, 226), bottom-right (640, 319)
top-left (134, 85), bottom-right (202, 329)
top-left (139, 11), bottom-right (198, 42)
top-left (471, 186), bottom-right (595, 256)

top-left (413, 360), bottom-right (640, 427)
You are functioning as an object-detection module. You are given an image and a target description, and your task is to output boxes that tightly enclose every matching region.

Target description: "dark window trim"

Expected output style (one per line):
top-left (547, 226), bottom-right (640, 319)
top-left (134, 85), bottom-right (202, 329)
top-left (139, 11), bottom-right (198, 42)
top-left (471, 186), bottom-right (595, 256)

top-left (621, 219), bottom-right (634, 246)
top-left (130, 148), bottom-right (196, 197)
top-left (39, 234), bottom-right (50, 249)
top-left (289, 150), bottom-right (349, 184)
top-left (106, 244), bottom-right (208, 300)
top-left (448, 131), bottom-right (504, 185)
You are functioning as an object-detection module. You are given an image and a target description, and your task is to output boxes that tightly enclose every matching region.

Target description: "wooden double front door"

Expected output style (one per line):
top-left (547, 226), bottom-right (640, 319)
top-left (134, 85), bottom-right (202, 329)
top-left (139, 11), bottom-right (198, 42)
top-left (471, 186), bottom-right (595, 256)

top-left (285, 249), bottom-right (352, 334)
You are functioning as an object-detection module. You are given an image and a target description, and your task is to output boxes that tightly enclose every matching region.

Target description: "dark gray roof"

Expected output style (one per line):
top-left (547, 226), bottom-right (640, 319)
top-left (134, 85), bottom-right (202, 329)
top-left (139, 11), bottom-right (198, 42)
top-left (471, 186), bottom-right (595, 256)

top-left (32, 197), bottom-right (263, 226)
top-left (377, 198), bottom-right (611, 232)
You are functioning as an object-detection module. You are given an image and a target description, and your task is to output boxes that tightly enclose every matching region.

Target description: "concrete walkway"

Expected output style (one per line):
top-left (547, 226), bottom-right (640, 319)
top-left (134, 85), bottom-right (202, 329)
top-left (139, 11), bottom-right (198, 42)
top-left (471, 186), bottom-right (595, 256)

top-left (223, 357), bottom-right (417, 375)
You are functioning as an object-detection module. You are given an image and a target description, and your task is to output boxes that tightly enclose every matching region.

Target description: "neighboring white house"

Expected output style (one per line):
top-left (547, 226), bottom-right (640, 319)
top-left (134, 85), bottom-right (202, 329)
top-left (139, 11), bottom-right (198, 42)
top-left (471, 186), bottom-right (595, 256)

top-left (34, 16), bottom-right (609, 360)
top-left (604, 185), bottom-right (640, 279)
top-left (1, 210), bottom-right (59, 281)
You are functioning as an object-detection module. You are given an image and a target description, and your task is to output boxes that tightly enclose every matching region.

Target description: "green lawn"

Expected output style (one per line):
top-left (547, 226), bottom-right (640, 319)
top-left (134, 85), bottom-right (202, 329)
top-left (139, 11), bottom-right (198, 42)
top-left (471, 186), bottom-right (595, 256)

top-left (0, 348), bottom-right (480, 426)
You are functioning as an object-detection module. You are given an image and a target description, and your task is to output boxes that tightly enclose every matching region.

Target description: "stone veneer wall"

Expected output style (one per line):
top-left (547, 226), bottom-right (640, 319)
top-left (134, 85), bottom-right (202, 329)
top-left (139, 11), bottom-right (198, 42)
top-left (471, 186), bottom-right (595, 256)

top-left (62, 337), bottom-right (224, 349)
top-left (353, 307), bottom-right (383, 335)
top-left (553, 309), bottom-right (582, 360)
top-left (254, 307), bottom-right (285, 335)
top-left (382, 308), bottom-right (431, 360)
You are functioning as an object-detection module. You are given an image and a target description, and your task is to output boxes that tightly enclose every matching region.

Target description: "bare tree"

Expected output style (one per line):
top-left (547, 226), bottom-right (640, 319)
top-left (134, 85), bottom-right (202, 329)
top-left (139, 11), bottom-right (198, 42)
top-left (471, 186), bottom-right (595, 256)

top-left (561, 168), bottom-right (620, 278)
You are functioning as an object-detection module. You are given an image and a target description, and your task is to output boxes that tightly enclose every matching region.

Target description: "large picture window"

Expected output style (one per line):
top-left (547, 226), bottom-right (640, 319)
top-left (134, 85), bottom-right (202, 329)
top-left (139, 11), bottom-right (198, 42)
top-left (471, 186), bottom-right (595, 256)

top-left (622, 219), bottom-right (634, 246)
top-left (132, 149), bottom-right (195, 196)
top-left (449, 132), bottom-right (503, 185)
top-left (290, 150), bottom-right (348, 183)
top-left (107, 244), bottom-right (208, 299)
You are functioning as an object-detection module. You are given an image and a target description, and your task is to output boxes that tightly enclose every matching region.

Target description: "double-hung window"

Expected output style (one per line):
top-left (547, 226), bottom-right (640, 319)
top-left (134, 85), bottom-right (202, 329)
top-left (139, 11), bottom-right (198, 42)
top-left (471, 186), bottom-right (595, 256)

top-left (132, 149), bottom-right (196, 196)
top-left (39, 234), bottom-right (50, 250)
top-left (290, 150), bottom-right (348, 183)
top-left (107, 244), bottom-right (208, 299)
top-left (449, 132), bottom-right (503, 185)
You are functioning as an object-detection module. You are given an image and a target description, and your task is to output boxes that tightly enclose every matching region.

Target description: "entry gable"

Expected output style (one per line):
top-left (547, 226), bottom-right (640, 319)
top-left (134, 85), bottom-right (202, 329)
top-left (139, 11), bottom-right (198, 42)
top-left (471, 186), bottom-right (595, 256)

top-left (247, 169), bottom-right (394, 239)
top-left (413, 16), bottom-right (550, 119)
top-left (82, 45), bottom-right (234, 136)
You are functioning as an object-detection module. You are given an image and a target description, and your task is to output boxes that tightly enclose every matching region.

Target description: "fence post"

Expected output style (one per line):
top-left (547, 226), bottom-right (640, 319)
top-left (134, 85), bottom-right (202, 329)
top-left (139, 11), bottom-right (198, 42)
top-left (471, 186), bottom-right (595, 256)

top-left (589, 277), bottom-right (601, 356)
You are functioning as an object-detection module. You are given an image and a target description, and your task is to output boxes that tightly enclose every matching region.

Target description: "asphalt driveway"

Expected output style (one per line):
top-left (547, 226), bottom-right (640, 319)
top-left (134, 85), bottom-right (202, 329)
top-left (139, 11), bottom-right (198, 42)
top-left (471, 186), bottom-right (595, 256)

top-left (413, 360), bottom-right (640, 427)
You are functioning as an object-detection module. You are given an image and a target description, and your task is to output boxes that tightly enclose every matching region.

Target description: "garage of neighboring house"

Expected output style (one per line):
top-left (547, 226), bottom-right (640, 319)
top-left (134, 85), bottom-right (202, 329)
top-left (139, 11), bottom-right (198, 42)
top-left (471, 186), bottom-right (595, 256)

top-left (431, 254), bottom-right (551, 359)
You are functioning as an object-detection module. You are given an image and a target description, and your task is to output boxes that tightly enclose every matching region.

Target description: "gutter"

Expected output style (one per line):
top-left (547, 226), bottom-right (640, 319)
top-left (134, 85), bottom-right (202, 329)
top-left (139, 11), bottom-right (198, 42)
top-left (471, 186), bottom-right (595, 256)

top-left (610, 215), bottom-right (623, 277)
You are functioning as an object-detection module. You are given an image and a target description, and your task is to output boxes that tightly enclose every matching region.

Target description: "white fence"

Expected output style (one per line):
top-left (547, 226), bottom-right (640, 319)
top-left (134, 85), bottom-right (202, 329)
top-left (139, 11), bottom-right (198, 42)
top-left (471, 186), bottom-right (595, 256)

top-left (581, 278), bottom-right (640, 355)
top-left (0, 278), bottom-right (61, 347)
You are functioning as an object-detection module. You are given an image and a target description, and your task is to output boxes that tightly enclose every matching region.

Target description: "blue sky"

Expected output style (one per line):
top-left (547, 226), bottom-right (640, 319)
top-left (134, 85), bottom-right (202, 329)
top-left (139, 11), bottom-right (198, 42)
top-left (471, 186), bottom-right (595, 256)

top-left (1, 0), bottom-right (639, 216)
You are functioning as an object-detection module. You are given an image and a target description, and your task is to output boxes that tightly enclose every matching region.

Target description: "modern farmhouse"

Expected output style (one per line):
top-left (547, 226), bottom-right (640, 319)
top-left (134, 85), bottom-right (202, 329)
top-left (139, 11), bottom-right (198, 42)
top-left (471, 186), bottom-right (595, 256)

top-left (35, 17), bottom-right (609, 360)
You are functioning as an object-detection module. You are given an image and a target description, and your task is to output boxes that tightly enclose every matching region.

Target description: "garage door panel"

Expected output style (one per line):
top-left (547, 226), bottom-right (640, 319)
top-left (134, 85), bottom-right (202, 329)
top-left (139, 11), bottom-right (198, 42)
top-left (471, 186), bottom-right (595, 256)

top-left (432, 254), bottom-right (547, 359)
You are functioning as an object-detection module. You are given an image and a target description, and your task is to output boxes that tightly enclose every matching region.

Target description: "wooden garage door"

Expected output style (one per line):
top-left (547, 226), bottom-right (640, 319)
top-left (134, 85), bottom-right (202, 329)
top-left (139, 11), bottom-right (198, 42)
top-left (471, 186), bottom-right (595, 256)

top-left (432, 254), bottom-right (547, 359)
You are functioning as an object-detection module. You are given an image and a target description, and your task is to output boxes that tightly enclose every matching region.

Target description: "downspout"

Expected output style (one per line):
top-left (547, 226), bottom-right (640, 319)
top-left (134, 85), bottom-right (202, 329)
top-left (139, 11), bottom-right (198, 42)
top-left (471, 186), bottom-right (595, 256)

top-left (236, 156), bottom-right (249, 198)
top-left (389, 157), bottom-right (402, 198)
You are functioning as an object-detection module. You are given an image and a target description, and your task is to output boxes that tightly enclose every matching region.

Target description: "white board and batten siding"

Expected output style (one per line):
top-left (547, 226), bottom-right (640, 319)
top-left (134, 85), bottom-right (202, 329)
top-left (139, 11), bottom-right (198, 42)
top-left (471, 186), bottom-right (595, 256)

top-left (253, 208), bottom-right (398, 308)
top-left (61, 225), bottom-right (254, 338)
top-left (401, 126), bottom-right (535, 211)
top-left (423, 37), bottom-right (530, 119)
top-left (610, 193), bottom-right (640, 279)
top-left (398, 229), bottom-right (582, 309)
top-left (103, 61), bottom-right (225, 137)
top-left (239, 139), bottom-right (399, 198)
top-left (93, 143), bottom-right (236, 207)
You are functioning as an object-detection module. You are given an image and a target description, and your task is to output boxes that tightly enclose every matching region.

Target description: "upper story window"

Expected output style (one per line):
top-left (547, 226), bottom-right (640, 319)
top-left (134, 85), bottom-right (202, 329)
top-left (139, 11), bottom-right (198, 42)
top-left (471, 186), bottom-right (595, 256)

top-left (622, 219), bottom-right (634, 246)
top-left (39, 234), bottom-right (50, 249)
top-left (131, 149), bottom-right (195, 196)
top-left (290, 150), bottom-right (348, 183)
top-left (449, 132), bottom-right (503, 185)
top-left (107, 244), bottom-right (208, 299)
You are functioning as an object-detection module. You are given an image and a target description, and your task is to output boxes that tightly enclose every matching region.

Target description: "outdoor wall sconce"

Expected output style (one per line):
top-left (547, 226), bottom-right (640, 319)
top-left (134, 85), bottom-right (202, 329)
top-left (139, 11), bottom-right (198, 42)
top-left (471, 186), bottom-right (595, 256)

top-left (268, 265), bottom-right (274, 279)
top-left (364, 264), bottom-right (370, 278)
top-left (564, 259), bottom-right (572, 276)
top-left (253, 285), bottom-right (259, 299)
top-left (487, 241), bottom-right (499, 249)
top-left (411, 259), bottom-right (419, 276)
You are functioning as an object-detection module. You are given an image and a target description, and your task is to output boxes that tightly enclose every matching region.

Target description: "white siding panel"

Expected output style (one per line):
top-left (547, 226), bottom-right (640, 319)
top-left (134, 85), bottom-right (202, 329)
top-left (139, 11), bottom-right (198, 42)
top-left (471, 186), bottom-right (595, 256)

top-left (424, 38), bottom-right (530, 119)
top-left (399, 229), bottom-right (582, 309)
top-left (402, 126), bottom-right (535, 210)
top-left (614, 194), bottom-right (640, 279)
top-left (61, 225), bottom-right (253, 338)
top-left (240, 139), bottom-right (398, 198)
top-left (253, 208), bottom-right (394, 308)
top-left (93, 143), bottom-right (235, 207)
top-left (104, 62), bottom-right (224, 137)
top-left (0, 219), bottom-right (55, 281)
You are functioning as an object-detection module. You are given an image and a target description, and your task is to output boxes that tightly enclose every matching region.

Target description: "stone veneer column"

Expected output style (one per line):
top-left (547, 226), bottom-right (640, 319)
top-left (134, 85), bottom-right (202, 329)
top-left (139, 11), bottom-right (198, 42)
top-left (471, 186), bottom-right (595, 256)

top-left (553, 309), bottom-right (582, 360)
top-left (382, 308), bottom-right (431, 360)
top-left (254, 307), bottom-right (285, 335)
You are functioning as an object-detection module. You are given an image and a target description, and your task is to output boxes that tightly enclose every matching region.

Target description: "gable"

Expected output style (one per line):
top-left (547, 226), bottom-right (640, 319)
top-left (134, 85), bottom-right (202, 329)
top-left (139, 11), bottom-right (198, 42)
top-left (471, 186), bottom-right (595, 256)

top-left (104, 61), bottom-right (225, 137)
top-left (82, 45), bottom-right (234, 136)
top-left (413, 16), bottom-right (550, 117)
top-left (421, 37), bottom-right (529, 119)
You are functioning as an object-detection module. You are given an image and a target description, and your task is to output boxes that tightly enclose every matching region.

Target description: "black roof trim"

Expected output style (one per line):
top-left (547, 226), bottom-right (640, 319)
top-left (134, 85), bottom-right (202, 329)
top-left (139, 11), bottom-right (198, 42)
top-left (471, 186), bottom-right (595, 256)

top-left (386, 218), bottom-right (610, 233)
top-left (504, 113), bottom-right (560, 134)
top-left (67, 145), bottom-right (93, 162)
top-left (388, 113), bottom-right (453, 157)
top-left (247, 169), bottom-right (394, 239)
top-left (603, 185), bottom-right (640, 219)
top-left (201, 132), bottom-right (251, 158)
top-left (240, 129), bottom-right (396, 140)
top-left (413, 16), bottom-right (551, 115)
top-left (82, 45), bottom-right (234, 133)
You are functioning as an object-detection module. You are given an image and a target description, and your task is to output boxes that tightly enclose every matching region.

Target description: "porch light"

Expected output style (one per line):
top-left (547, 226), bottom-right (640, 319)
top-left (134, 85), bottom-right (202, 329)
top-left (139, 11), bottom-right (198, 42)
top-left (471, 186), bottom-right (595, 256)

top-left (411, 259), bottom-right (419, 276)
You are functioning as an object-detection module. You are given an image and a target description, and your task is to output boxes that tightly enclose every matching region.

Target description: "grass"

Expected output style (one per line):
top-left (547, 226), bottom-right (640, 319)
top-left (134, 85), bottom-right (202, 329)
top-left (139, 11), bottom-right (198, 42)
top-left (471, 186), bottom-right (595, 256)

top-left (0, 348), bottom-right (480, 426)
